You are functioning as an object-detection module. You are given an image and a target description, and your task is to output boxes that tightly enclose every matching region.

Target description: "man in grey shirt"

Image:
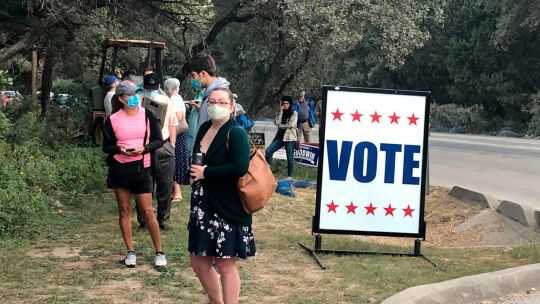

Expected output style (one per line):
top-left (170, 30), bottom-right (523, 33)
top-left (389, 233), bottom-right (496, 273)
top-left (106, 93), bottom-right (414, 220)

top-left (292, 90), bottom-right (313, 143)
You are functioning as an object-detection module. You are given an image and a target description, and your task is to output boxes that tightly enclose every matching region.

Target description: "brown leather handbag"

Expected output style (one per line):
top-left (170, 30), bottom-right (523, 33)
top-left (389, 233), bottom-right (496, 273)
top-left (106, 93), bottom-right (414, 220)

top-left (238, 149), bottom-right (277, 214)
top-left (227, 128), bottom-right (277, 214)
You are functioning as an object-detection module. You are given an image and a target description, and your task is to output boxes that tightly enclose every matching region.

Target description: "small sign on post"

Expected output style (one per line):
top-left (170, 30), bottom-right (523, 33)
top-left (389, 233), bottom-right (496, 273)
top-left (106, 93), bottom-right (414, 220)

top-left (272, 143), bottom-right (320, 167)
top-left (248, 132), bottom-right (266, 150)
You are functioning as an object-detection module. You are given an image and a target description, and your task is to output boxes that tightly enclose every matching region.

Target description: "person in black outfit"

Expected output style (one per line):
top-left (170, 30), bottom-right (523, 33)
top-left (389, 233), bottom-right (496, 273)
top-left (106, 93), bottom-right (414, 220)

top-left (102, 81), bottom-right (168, 268)
top-left (189, 88), bottom-right (254, 304)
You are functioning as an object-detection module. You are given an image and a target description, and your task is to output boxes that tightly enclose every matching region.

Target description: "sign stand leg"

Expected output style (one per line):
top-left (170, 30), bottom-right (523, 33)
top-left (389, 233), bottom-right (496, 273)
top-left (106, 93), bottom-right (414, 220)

top-left (299, 236), bottom-right (437, 270)
top-left (413, 238), bottom-right (437, 267)
top-left (298, 234), bottom-right (327, 270)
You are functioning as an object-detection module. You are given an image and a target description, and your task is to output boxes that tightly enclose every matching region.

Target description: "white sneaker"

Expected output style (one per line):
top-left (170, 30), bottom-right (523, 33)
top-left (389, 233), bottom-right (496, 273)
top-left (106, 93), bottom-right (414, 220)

top-left (123, 251), bottom-right (136, 268)
top-left (154, 252), bottom-right (167, 268)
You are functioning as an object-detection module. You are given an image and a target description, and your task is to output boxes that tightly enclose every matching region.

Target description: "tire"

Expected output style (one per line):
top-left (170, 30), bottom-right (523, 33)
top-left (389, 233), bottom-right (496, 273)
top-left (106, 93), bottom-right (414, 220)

top-left (92, 119), bottom-right (104, 146)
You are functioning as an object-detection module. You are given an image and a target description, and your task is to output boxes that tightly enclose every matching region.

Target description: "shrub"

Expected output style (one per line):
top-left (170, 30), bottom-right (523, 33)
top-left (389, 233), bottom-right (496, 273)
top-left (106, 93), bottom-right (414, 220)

top-left (0, 141), bottom-right (49, 238)
top-left (0, 92), bottom-right (106, 239)
top-left (527, 93), bottom-right (540, 137)
top-left (430, 103), bottom-right (493, 133)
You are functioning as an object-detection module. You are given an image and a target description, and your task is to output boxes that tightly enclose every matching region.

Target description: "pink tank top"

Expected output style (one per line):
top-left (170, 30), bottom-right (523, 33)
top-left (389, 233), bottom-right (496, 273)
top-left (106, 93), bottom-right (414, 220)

top-left (109, 108), bottom-right (151, 168)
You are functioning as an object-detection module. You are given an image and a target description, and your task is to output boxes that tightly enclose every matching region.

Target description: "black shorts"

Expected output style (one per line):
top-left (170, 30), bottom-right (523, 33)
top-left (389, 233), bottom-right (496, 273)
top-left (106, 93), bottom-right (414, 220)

top-left (107, 167), bottom-right (153, 194)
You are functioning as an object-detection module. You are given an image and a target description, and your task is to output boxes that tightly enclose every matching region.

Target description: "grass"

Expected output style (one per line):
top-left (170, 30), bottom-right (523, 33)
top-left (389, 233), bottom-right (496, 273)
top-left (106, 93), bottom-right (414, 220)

top-left (0, 181), bottom-right (539, 303)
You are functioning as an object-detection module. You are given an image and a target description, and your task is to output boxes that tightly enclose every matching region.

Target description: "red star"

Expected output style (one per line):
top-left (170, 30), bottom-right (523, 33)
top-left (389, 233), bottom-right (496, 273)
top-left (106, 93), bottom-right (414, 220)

top-left (388, 112), bottom-right (401, 124)
top-left (351, 110), bottom-right (362, 122)
top-left (384, 204), bottom-right (396, 216)
top-left (326, 200), bottom-right (339, 213)
top-left (370, 111), bottom-right (381, 123)
top-left (403, 205), bottom-right (415, 217)
top-left (332, 108), bottom-right (344, 121)
top-left (407, 113), bottom-right (420, 126)
top-left (345, 202), bottom-right (358, 214)
top-left (364, 203), bottom-right (377, 215)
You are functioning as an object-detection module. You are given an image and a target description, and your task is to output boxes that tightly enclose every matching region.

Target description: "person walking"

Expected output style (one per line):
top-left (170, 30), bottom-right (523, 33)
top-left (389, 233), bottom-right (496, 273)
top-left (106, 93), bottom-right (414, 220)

top-left (102, 81), bottom-right (167, 268)
top-left (265, 96), bottom-right (298, 178)
top-left (189, 88), bottom-right (255, 304)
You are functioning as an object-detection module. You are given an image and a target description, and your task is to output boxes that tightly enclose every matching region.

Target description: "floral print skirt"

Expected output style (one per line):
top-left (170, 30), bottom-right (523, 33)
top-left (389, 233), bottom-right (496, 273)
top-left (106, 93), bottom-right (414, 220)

top-left (187, 185), bottom-right (256, 259)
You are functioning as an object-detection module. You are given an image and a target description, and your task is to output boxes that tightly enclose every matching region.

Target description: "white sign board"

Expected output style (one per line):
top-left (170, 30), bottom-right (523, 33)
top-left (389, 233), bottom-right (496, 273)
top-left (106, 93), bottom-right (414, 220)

top-left (314, 86), bottom-right (429, 238)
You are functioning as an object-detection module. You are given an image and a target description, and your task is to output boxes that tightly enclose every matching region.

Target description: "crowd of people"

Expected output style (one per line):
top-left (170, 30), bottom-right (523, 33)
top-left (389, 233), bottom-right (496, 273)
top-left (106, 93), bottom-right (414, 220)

top-left (101, 54), bottom-right (318, 304)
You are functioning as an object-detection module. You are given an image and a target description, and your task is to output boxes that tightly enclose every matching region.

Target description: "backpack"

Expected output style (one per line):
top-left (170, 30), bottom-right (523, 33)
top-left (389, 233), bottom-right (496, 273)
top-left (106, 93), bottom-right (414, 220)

top-left (227, 128), bottom-right (277, 214)
top-left (236, 113), bottom-right (255, 131)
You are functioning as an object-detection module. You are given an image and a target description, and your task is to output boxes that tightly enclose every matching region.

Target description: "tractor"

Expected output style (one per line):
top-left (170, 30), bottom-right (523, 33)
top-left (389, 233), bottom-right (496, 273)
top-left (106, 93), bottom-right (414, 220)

top-left (89, 39), bottom-right (166, 145)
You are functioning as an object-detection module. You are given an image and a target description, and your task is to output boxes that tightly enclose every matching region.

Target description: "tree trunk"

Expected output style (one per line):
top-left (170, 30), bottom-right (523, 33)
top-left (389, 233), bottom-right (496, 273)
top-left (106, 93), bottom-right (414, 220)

top-left (249, 48), bottom-right (313, 115)
top-left (40, 48), bottom-right (56, 116)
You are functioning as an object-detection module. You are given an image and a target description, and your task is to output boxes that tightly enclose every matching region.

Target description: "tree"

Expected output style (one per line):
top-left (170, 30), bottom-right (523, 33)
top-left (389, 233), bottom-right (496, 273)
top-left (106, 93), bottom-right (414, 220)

top-left (210, 0), bottom-right (445, 115)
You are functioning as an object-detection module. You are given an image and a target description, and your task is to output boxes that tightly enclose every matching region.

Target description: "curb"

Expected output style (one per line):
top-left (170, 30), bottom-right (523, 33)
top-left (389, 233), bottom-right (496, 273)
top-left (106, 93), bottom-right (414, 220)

top-left (381, 263), bottom-right (540, 304)
top-left (448, 186), bottom-right (540, 230)
top-left (497, 200), bottom-right (529, 227)
top-left (448, 186), bottom-right (490, 209)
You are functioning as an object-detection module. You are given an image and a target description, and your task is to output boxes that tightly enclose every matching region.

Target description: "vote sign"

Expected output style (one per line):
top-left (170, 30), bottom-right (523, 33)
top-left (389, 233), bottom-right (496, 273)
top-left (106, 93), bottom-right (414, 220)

top-left (314, 86), bottom-right (430, 238)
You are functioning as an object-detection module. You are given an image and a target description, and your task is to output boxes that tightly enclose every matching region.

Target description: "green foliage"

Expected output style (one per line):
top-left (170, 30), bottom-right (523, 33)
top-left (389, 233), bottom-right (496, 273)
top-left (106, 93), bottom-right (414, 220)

top-left (430, 103), bottom-right (494, 133)
top-left (0, 100), bottom-right (106, 239)
top-left (0, 140), bottom-right (50, 238)
top-left (377, 0), bottom-right (540, 135)
top-left (527, 93), bottom-right (540, 137)
top-left (52, 79), bottom-right (84, 97)
top-left (0, 70), bottom-right (10, 88)
top-left (0, 112), bottom-right (11, 139)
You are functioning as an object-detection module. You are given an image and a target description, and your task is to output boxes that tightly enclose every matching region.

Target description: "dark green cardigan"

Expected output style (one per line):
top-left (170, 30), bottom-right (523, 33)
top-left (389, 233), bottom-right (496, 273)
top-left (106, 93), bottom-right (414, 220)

top-left (194, 119), bottom-right (251, 225)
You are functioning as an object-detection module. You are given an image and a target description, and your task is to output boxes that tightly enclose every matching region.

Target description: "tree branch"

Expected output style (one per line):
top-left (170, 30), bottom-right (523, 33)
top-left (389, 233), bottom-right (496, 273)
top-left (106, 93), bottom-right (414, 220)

top-left (178, 1), bottom-right (256, 79)
top-left (0, 36), bottom-right (31, 64)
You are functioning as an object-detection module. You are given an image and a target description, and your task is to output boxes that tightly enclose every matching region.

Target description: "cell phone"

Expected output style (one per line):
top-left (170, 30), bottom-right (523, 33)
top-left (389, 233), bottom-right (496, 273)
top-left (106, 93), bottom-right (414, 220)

top-left (126, 148), bottom-right (135, 152)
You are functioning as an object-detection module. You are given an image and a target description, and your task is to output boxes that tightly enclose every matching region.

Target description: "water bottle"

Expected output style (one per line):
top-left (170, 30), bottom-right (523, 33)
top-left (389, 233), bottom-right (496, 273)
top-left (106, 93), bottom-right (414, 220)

top-left (191, 152), bottom-right (204, 188)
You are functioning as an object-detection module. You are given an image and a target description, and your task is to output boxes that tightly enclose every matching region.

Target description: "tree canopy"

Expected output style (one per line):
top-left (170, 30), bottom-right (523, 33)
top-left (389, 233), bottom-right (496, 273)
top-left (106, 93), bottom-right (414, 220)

top-left (1, 0), bottom-right (539, 135)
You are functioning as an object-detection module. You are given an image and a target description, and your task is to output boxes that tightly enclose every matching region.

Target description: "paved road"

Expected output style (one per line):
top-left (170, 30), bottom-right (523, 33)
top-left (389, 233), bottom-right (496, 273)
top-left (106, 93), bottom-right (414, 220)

top-left (429, 133), bottom-right (540, 209)
top-left (253, 121), bottom-right (540, 208)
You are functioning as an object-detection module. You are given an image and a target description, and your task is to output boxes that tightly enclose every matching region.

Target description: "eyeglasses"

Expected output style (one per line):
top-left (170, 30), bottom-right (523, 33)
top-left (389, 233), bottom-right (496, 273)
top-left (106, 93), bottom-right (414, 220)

top-left (208, 98), bottom-right (231, 106)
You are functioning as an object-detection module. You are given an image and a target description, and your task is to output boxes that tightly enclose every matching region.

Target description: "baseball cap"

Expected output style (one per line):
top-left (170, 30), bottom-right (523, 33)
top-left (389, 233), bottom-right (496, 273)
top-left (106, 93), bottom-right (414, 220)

top-left (116, 81), bottom-right (137, 96)
top-left (143, 73), bottom-right (160, 90)
top-left (103, 75), bottom-right (118, 86)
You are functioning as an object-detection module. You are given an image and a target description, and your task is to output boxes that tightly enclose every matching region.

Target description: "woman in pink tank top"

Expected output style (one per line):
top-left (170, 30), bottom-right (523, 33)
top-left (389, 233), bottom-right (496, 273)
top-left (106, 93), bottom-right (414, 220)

top-left (102, 81), bottom-right (168, 269)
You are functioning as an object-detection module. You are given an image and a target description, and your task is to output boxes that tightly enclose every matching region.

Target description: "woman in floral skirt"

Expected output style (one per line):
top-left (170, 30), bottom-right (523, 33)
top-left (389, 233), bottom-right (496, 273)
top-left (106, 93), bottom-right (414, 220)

top-left (189, 88), bottom-right (255, 304)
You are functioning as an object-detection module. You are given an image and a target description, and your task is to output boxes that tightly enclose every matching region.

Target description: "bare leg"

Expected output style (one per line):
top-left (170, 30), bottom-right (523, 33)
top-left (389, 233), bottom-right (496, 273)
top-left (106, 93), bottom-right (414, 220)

top-left (115, 188), bottom-right (133, 251)
top-left (191, 256), bottom-right (223, 304)
top-left (172, 182), bottom-right (182, 200)
top-left (216, 258), bottom-right (240, 304)
top-left (136, 193), bottom-right (162, 252)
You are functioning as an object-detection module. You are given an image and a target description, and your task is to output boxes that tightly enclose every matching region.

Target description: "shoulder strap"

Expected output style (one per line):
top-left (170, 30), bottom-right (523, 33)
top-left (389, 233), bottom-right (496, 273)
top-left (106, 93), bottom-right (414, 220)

top-left (141, 110), bottom-right (149, 160)
top-left (226, 126), bottom-right (254, 153)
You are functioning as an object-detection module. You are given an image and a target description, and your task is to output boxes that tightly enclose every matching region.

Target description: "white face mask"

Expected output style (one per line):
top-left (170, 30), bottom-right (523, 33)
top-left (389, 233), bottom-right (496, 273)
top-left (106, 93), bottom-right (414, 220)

top-left (207, 104), bottom-right (230, 121)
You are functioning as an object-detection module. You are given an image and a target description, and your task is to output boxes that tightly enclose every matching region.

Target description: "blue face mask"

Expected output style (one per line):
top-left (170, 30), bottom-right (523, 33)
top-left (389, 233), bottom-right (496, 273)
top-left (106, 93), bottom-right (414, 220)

top-left (191, 79), bottom-right (202, 91)
top-left (126, 95), bottom-right (140, 108)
